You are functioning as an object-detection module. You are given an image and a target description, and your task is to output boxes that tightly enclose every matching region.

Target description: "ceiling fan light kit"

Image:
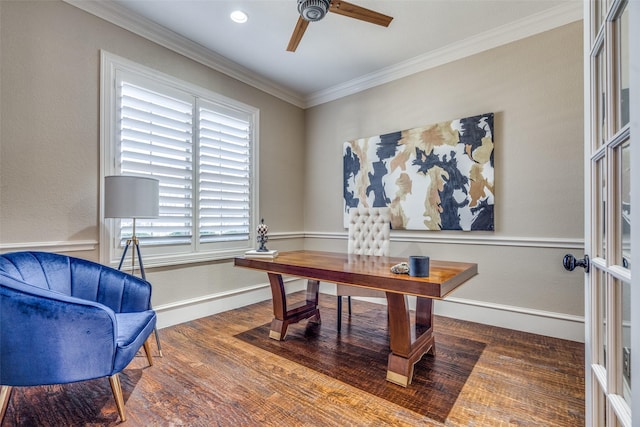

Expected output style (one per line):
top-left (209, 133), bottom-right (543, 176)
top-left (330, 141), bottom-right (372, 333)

top-left (298, 0), bottom-right (331, 22)
top-left (288, 0), bottom-right (393, 52)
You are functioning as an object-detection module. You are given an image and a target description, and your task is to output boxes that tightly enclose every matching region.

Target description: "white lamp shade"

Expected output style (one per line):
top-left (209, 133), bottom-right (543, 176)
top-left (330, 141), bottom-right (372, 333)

top-left (104, 176), bottom-right (160, 219)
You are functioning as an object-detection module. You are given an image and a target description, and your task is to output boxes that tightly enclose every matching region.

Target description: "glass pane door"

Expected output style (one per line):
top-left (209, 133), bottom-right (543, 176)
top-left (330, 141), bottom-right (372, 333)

top-left (586, 0), bottom-right (632, 426)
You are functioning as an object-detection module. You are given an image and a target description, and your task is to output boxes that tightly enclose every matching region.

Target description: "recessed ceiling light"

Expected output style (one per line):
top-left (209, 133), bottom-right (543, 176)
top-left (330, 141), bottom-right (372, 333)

top-left (230, 10), bottom-right (248, 24)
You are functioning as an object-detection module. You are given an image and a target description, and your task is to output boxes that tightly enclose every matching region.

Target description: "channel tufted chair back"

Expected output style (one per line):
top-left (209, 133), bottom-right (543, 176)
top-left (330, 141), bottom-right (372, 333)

top-left (0, 251), bottom-right (156, 422)
top-left (337, 207), bottom-right (390, 331)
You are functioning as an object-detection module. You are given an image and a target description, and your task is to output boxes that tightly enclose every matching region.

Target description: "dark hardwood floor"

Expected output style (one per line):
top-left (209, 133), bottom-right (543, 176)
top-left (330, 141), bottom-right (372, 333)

top-left (2, 292), bottom-right (584, 426)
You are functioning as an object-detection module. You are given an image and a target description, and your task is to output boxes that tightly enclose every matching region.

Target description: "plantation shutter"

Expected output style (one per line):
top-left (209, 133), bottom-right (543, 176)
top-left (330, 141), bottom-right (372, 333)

top-left (118, 80), bottom-right (194, 246)
top-left (104, 53), bottom-right (257, 264)
top-left (198, 102), bottom-right (251, 243)
top-left (116, 77), bottom-right (253, 248)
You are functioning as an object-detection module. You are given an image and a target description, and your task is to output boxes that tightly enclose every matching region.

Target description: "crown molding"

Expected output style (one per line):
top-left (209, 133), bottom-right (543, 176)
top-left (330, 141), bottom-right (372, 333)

top-left (64, 0), bottom-right (581, 110)
top-left (63, 0), bottom-right (306, 108)
top-left (305, 1), bottom-right (583, 107)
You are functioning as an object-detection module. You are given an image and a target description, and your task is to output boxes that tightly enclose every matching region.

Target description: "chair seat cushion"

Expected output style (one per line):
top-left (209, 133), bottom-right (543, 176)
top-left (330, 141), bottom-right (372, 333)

top-left (113, 310), bottom-right (157, 373)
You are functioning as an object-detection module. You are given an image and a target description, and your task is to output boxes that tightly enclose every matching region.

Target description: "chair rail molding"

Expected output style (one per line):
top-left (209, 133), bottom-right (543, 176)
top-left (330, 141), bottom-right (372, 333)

top-left (304, 231), bottom-right (584, 249)
top-left (0, 240), bottom-right (98, 254)
top-left (0, 232), bottom-right (581, 256)
top-left (0, 233), bottom-right (304, 263)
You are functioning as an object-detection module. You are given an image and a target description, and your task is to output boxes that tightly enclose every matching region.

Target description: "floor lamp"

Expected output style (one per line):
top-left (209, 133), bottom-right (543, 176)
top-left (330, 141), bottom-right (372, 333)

top-left (105, 175), bottom-right (163, 357)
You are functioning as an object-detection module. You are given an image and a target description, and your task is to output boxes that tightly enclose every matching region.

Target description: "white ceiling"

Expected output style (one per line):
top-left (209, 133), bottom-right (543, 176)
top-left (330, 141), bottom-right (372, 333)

top-left (69, 0), bottom-right (582, 107)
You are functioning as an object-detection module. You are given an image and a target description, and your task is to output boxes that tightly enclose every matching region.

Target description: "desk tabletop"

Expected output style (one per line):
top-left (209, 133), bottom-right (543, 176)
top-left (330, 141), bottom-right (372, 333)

top-left (234, 250), bottom-right (477, 299)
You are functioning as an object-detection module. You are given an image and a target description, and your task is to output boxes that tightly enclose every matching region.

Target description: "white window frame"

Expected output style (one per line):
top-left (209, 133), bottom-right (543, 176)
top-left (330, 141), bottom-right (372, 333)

top-left (100, 51), bottom-right (259, 267)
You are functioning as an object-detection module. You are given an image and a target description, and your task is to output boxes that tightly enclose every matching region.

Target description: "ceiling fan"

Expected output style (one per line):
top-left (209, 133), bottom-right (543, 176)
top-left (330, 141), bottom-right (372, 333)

top-left (287, 0), bottom-right (393, 52)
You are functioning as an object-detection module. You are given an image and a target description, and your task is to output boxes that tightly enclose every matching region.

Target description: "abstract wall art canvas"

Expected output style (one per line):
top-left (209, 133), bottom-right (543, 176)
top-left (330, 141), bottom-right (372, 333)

top-left (343, 113), bottom-right (494, 231)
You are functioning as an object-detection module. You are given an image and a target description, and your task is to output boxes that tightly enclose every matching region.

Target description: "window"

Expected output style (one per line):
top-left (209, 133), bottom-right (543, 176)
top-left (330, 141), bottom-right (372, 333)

top-left (101, 52), bottom-right (259, 267)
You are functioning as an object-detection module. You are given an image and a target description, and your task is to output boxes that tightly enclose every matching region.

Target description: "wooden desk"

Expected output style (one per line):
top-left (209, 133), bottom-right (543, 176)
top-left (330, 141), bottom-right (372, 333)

top-left (234, 250), bottom-right (477, 387)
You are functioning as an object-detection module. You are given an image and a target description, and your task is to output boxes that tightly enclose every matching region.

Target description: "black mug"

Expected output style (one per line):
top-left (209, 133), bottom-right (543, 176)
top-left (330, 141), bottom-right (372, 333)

top-left (409, 256), bottom-right (430, 277)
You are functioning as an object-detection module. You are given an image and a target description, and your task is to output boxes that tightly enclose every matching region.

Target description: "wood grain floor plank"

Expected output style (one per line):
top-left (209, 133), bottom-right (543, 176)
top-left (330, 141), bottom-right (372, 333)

top-left (1, 293), bottom-right (584, 426)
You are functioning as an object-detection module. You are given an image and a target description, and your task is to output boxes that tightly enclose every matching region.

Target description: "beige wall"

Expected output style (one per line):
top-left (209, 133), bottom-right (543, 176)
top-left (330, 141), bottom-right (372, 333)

top-left (0, 1), bottom-right (306, 306)
top-left (304, 22), bottom-right (585, 318)
top-left (0, 1), bottom-right (585, 336)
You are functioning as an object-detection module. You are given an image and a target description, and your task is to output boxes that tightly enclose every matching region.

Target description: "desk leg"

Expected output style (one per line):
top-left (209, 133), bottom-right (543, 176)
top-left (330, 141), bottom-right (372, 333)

top-left (268, 273), bottom-right (321, 341)
top-left (385, 293), bottom-right (435, 387)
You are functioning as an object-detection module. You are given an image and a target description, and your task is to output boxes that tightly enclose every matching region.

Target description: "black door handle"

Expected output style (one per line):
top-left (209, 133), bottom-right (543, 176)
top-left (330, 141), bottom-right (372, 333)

top-left (563, 254), bottom-right (590, 273)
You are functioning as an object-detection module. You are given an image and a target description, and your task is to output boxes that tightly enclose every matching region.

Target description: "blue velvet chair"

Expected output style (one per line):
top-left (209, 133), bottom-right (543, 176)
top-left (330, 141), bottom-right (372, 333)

top-left (0, 251), bottom-right (157, 422)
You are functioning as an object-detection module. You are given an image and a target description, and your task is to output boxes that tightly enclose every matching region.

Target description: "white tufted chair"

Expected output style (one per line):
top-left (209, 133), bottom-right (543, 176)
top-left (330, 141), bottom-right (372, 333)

top-left (337, 207), bottom-right (390, 332)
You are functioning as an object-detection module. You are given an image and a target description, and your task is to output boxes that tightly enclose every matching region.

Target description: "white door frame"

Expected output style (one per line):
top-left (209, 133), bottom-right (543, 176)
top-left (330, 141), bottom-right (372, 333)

top-left (629, 2), bottom-right (639, 425)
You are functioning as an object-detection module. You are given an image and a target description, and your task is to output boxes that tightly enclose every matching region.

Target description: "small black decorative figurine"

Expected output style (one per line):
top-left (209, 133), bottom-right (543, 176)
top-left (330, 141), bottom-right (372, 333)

top-left (256, 218), bottom-right (269, 252)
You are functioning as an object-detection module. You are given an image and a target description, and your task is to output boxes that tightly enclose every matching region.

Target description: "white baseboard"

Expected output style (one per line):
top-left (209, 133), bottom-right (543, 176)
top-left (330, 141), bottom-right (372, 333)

top-left (155, 281), bottom-right (584, 343)
top-left (331, 291), bottom-right (584, 343)
top-left (154, 278), bottom-right (307, 329)
top-left (434, 297), bottom-right (585, 343)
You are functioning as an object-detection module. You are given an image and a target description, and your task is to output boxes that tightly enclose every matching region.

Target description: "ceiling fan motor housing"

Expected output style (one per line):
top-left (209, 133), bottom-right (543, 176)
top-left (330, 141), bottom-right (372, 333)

top-left (298, 0), bottom-right (331, 22)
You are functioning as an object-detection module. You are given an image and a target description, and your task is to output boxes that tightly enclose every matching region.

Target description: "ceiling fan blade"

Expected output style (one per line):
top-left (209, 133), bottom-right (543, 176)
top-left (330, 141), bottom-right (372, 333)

top-left (287, 16), bottom-right (310, 52)
top-left (329, 0), bottom-right (393, 27)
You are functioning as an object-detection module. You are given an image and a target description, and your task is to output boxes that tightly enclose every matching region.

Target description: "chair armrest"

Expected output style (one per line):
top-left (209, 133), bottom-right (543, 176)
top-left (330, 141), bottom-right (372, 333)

top-left (0, 274), bottom-right (118, 386)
